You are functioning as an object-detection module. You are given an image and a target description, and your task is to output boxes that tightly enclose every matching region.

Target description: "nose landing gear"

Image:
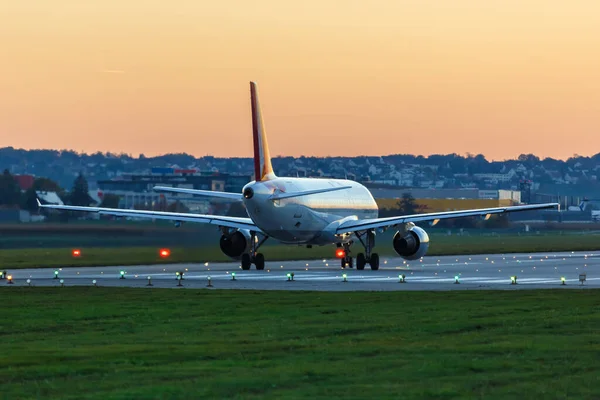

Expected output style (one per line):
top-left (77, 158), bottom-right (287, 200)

top-left (338, 243), bottom-right (354, 269)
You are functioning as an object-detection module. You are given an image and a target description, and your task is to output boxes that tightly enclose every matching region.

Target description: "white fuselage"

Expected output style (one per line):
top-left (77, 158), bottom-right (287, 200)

top-left (242, 178), bottom-right (378, 245)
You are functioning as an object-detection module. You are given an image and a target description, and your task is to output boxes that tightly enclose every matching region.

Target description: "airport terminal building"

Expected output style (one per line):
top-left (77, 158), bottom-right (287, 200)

top-left (96, 168), bottom-right (251, 213)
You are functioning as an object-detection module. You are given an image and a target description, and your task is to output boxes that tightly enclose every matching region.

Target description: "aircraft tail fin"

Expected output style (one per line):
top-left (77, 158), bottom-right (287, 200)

top-left (250, 81), bottom-right (276, 182)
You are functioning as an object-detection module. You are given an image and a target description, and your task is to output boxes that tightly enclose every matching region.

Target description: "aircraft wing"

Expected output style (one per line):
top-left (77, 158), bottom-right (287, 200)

top-left (336, 203), bottom-right (559, 234)
top-left (153, 186), bottom-right (242, 201)
top-left (37, 201), bottom-right (259, 232)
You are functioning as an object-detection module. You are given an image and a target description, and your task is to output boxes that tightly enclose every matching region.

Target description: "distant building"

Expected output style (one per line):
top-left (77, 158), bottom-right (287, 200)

top-left (14, 174), bottom-right (34, 191)
top-left (478, 189), bottom-right (521, 203)
top-left (0, 209), bottom-right (32, 223)
top-left (96, 169), bottom-right (251, 213)
top-left (36, 191), bottom-right (64, 206)
top-left (367, 187), bottom-right (522, 203)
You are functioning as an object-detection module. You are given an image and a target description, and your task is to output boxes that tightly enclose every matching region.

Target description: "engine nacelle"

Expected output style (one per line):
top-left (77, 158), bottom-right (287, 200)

top-left (393, 226), bottom-right (430, 260)
top-left (219, 230), bottom-right (254, 259)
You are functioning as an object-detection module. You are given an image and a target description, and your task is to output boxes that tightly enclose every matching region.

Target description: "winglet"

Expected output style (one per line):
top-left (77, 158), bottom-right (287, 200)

top-left (250, 81), bottom-right (275, 181)
top-left (36, 198), bottom-right (42, 208)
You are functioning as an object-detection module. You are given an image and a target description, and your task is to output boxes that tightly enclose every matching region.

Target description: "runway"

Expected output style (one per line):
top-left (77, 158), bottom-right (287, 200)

top-left (2, 251), bottom-right (599, 291)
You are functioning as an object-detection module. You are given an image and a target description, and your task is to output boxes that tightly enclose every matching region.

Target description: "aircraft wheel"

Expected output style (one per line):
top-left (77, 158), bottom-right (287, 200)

top-left (369, 253), bottom-right (380, 270)
top-left (254, 253), bottom-right (265, 270)
top-left (356, 253), bottom-right (366, 270)
top-left (340, 256), bottom-right (353, 269)
top-left (241, 253), bottom-right (252, 270)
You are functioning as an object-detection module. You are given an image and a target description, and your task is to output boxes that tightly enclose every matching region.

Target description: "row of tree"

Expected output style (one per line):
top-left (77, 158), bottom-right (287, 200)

top-left (0, 169), bottom-right (185, 216)
top-left (0, 170), bottom-right (95, 212)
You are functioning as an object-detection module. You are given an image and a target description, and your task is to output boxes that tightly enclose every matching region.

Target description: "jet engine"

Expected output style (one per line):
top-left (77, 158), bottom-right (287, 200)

top-left (393, 226), bottom-right (430, 260)
top-left (219, 230), bottom-right (254, 259)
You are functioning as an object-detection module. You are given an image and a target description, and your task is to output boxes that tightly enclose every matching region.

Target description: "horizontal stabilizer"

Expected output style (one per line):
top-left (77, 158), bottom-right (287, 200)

top-left (270, 186), bottom-right (352, 201)
top-left (153, 186), bottom-right (242, 201)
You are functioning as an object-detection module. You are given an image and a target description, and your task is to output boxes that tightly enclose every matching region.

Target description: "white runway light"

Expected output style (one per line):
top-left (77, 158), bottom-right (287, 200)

top-left (60, 279), bottom-right (65, 287)
top-left (146, 276), bottom-right (153, 286)
top-left (399, 274), bottom-right (406, 283)
top-left (510, 276), bottom-right (517, 285)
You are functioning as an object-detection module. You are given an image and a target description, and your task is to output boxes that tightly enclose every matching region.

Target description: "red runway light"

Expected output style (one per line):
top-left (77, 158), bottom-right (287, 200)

top-left (335, 249), bottom-right (345, 259)
top-left (72, 249), bottom-right (81, 257)
top-left (159, 249), bottom-right (171, 258)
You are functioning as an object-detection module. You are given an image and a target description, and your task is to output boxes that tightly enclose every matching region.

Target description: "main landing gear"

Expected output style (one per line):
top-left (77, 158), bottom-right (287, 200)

top-left (355, 230), bottom-right (380, 271)
top-left (241, 231), bottom-right (269, 270)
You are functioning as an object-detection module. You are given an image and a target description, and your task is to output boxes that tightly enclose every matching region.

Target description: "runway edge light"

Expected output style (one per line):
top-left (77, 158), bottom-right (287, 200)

top-left (120, 270), bottom-right (126, 279)
top-left (159, 248), bottom-right (170, 258)
top-left (7, 275), bottom-right (13, 284)
top-left (207, 276), bottom-right (213, 287)
top-left (342, 273), bottom-right (347, 282)
top-left (454, 275), bottom-right (460, 284)
top-left (231, 272), bottom-right (236, 281)
top-left (399, 274), bottom-right (406, 283)
top-left (511, 276), bottom-right (517, 285)
top-left (561, 277), bottom-right (566, 286)
top-left (147, 276), bottom-right (153, 286)
top-left (54, 270), bottom-right (59, 279)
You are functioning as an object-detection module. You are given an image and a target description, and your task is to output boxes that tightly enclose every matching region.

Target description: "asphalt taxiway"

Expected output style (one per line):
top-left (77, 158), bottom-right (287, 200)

top-left (2, 251), bottom-right (599, 291)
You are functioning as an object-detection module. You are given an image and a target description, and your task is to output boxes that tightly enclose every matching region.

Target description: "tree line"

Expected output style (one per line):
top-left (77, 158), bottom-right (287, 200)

top-left (0, 169), bottom-right (186, 216)
top-left (0, 170), bottom-right (116, 212)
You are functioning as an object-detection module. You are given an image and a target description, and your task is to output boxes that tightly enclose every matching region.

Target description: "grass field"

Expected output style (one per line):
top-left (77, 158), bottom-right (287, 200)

top-left (1, 232), bottom-right (599, 269)
top-left (1, 288), bottom-right (600, 399)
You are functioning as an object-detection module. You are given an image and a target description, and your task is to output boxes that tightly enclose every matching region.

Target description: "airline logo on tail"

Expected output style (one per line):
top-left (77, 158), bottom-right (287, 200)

top-left (250, 82), bottom-right (275, 182)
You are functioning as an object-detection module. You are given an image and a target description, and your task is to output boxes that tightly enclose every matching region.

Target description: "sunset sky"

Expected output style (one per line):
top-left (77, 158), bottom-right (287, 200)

top-left (1, 1), bottom-right (599, 160)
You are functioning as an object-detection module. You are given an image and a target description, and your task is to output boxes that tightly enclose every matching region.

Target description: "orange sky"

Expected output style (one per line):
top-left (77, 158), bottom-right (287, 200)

top-left (1, 1), bottom-right (599, 161)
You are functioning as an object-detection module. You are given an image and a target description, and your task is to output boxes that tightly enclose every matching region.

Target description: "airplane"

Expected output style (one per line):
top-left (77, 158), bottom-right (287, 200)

top-left (38, 82), bottom-right (559, 271)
